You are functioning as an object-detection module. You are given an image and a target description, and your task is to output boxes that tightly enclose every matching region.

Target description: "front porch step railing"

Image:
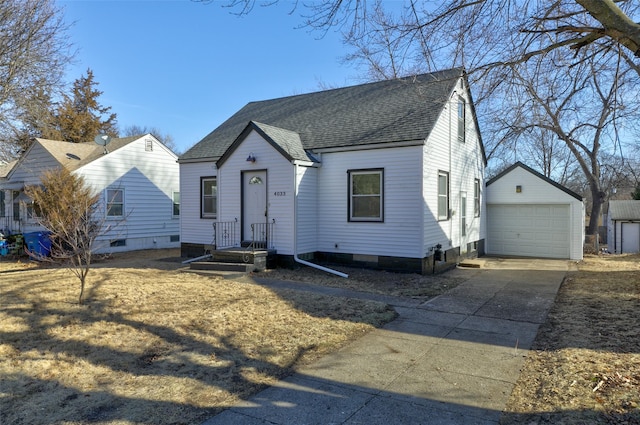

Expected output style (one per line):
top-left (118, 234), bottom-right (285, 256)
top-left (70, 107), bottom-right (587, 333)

top-left (192, 221), bottom-right (276, 277)
top-left (0, 217), bottom-right (22, 235)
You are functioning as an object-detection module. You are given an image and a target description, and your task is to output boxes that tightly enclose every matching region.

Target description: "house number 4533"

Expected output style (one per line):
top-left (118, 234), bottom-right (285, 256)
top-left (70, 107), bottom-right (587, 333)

top-left (273, 191), bottom-right (286, 196)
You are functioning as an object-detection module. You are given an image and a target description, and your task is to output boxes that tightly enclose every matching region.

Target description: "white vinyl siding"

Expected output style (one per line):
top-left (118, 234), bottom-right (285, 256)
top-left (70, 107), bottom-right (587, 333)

top-left (78, 136), bottom-right (180, 252)
top-left (296, 165), bottom-right (318, 254)
top-left (422, 82), bottom-right (485, 255)
top-left (180, 162), bottom-right (217, 246)
top-left (318, 146), bottom-right (423, 259)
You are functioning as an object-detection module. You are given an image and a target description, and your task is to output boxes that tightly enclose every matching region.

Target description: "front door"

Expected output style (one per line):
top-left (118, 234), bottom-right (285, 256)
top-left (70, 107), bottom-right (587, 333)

top-left (242, 170), bottom-right (267, 243)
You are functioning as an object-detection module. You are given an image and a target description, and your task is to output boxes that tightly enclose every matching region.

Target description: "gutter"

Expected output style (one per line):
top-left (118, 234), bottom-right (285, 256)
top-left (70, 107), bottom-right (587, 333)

top-left (293, 162), bottom-right (348, 278)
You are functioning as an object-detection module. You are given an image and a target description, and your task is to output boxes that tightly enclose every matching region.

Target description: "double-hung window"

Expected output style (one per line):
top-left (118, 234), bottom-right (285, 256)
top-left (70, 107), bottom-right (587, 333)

top-left (348, 169), bottom-right (383, 222)
top-left (457, 96), bottom-right (466, 143)
top-left (474, 179), bottom-right (481, 217)
top-left (106, 189), bottom-right (124, 217)
top-left (172, 191), bottom-right (180, 217)
top-left (0, 191), bottom-right (5, 217)
top-left (201, 177), bottom-right (217, 219)
top-left (438, 171), bottom-right (449, 221)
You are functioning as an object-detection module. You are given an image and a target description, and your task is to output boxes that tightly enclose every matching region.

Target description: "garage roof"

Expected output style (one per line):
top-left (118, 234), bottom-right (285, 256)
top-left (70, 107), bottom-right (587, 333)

top-left (609, 200), bottom-right (640, 220)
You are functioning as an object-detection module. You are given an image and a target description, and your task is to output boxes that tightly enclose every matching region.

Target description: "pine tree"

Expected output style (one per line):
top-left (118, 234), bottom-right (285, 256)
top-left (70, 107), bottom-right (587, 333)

top-left (44, 69), bottom-right (118, 143)
top-left (631, 184), bottom-right (640, 200)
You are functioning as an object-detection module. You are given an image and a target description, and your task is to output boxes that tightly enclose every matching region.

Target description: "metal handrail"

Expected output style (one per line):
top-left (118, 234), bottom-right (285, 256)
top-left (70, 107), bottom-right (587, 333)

top-left (212, 219), bottom-right (237, 249)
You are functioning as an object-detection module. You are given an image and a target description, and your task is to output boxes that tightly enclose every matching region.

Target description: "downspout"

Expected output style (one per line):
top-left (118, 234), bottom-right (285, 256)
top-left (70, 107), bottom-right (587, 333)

top-left (293, 162), bottom-right (348, 278)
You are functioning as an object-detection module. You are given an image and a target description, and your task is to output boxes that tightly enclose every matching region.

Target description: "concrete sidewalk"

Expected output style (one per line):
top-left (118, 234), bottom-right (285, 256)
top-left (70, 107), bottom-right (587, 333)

top-left (201, 258), bottom-right (569, 425)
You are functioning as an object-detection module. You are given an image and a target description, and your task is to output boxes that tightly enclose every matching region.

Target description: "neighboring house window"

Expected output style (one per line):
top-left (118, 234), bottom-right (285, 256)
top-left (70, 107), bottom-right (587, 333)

top-left (201, 177), bottom-right (217, 218)
top-left (26, 202), bottom-right (41, 221)
top-left (348, 169), bottom-right (383, 222)
top-left (12, 191), bottom-right (20, 221)
top-left (457, 96), bottom-right (465, 143)
top-left (474, 179), bottom-right (481, 217)
top-left (0, 191), bottom-right (5, 217)
top-left (106, 189), bottom-right (124, 217)
top-left (172, 191), bottom-right (180, 217)
top-left (438, 171), bottom-right (449, 221)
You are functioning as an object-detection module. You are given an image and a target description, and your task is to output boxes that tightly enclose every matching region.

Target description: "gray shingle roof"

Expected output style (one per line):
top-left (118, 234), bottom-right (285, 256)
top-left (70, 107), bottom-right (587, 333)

top-left (180, 68), bottom-right (471, 162)
top-left (609, 200), bottom-right (640, 220)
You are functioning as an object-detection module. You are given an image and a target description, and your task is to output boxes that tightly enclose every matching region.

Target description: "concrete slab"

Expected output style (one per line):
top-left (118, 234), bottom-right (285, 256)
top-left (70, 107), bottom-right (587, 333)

top-left (218, 375), bottom-right (376, 425)
top-left (199, 258), bottom-right (567, 425)
top-left (344, 394), bottom-right (498, 425)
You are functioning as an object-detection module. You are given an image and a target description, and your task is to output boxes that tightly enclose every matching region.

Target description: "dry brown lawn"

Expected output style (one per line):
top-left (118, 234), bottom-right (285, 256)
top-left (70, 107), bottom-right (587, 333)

top-left (502, 254), bottom-right (640, 424)
top-left (2, 250), bottom-right (639, 424)
top-left (0, 249), bottom-right (398, 425)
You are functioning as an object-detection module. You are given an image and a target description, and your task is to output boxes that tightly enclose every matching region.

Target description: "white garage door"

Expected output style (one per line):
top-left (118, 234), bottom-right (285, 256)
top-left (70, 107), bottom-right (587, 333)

top-left (487, 204), bottom-right (570, 258)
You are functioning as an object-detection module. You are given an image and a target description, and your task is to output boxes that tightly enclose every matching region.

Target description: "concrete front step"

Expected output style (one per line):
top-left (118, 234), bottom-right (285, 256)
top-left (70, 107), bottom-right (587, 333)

top-left (190, 261), bottom-right (256, 273)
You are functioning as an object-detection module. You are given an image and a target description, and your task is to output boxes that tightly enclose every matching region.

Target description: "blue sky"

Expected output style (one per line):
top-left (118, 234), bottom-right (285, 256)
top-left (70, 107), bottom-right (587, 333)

top-left (59, 1), bottom-right (360, 154)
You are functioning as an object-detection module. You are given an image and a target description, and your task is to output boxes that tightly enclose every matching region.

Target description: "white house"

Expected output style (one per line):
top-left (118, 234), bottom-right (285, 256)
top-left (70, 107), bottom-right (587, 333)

top-left (179, 68), bottom-right (487, 274)
top-left (485, 162), bottom-right (584, 260)
top-left (607, 200), bottom-right (640, 253)
top-left (0, 134), bottom-right (180, 253)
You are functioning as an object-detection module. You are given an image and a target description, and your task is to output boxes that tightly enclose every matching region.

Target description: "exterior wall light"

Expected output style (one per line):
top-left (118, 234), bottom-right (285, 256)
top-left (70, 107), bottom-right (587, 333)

top-left (246, 153), bottom-right (256, 163)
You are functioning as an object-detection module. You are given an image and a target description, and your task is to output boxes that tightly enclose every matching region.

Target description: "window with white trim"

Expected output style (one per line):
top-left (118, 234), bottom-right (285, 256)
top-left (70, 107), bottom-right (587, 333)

top-left (348, 169), bottom-right (383, 222)
top-left (438, 171), bottom-right (449, 221)
top-left (106, 189), bottom-right (124, 217)
top-left (0, 191), bottom-right (5, 217)
top-left (201, 177), bottom-right (217, 219)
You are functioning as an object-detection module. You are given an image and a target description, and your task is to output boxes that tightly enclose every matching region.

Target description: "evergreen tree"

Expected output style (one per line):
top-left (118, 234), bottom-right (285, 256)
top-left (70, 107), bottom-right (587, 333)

top-left (631, 185), bottom-right (640, 200)
top-left (44, 69), bottom-right (118, 143)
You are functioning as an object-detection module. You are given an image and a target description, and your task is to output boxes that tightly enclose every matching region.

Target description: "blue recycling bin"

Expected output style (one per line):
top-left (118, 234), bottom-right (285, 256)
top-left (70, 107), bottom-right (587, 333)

top-left (0, 240), bottom-right (7, 256)
top-left (24, 231), bottom-right (52, 259)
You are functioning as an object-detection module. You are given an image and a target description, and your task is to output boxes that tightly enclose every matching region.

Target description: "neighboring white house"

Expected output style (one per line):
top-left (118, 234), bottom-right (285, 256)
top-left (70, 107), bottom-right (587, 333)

top-left (0, 134), bottom-right (180, 253)
top-left (485, 162), bottom-right (584, 261)
top-left (178, 68), bottom-right (487, 274)
top-left (607, 200), bottom-right (640, 254)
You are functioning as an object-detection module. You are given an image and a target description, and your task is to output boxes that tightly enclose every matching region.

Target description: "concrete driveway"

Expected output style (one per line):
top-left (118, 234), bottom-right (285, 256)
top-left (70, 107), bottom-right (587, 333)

top-left (202, 257), bottom-right (570, 425)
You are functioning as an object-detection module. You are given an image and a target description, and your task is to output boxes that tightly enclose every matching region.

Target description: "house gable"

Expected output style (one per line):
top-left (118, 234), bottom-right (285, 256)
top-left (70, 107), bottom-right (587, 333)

top-left (217, 121), bottom-right (317, 168)
top-left (486, 161), bottom-right (582, 202)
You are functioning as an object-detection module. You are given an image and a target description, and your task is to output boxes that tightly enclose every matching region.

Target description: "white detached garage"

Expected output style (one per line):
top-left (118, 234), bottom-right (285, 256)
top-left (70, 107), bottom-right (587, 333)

top-left (486, 162), bottom-right (584, 260)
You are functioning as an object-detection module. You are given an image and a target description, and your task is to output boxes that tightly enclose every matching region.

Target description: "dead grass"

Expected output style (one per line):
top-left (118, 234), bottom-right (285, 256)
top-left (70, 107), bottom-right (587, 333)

top-left (0, 249), bottom-right (396, 425)
top-left (502, 254), bottom-right (640, 424)
top-left (253, 264), bottom-right (465, 301)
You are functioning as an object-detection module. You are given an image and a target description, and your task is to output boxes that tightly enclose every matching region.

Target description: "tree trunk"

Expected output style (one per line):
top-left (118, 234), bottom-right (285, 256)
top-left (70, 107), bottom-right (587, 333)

top-left (587, 184), bottom-right (606, 236)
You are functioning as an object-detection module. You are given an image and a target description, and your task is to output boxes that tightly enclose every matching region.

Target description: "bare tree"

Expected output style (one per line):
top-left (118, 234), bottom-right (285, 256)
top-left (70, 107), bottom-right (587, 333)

top-left (0, 0), bottom-right (73, 160)
top-left (212, 1), bottom-right (640, 64)
top-left (25, 167), bottom-right (110, 305)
